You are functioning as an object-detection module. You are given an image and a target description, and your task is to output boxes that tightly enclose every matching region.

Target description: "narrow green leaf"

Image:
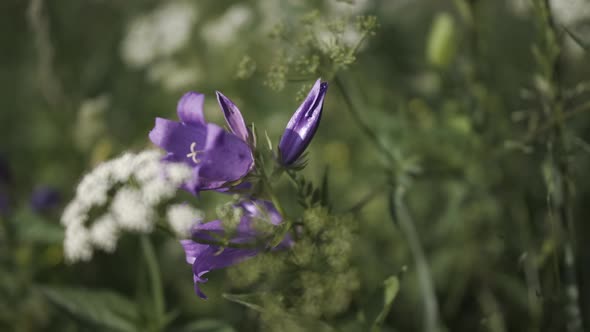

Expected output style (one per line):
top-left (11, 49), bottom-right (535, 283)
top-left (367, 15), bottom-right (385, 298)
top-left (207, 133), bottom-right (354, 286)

top-left (141, 236), bottom-right (166, 329)
top-left (39, 286), bottom-right (138, 332)
top-left (371, 276), bottom-right (400, 332)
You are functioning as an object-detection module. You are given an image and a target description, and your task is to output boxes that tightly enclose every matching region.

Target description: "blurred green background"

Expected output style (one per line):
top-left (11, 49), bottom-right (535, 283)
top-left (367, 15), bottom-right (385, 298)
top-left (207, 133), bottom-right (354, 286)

top-left (1, 0), bottom-right (590, 331)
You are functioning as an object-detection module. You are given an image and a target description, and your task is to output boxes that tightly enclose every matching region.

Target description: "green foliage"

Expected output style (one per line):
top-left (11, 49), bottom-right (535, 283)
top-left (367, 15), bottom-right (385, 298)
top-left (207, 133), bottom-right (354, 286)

top-left (2, 0), bottom-right (590, 331)
top-left (39, 286), bottom-right (139, 331)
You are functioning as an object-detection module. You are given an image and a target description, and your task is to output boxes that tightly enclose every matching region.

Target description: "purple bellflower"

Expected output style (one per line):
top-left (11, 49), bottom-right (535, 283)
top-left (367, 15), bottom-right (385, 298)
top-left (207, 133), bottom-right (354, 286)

top-left (279, 79), bottom-right (328, 166)
top-left (180, 200), bottom-right (291, 299)
top-left (30, 185), bottom-right (61, 212)
top-left (149, 92), bottom-right (254, 195)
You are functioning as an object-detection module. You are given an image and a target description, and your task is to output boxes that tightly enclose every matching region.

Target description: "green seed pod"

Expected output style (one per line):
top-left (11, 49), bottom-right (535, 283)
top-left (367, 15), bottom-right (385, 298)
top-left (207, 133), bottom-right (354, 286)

top-left (426, 12), bottom-right (457, 69)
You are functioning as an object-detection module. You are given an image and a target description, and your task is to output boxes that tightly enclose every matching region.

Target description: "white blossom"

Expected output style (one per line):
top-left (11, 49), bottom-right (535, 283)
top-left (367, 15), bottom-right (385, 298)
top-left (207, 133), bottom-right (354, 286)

top-left (90, 214), bottom-right (119, 253)
top-left (167, 204), bottom-right (204, 238)
top-left (111, 187), bottom-right (155, 233)
top-left (201, 5), bottom-right (253, 47)
top-left (60, 150), bottom-right (194, 263)
top-left (550, 0), bottom-right (590, 26)
top-left (64, 224), bottom-right (93, 263)
top-left (121, 2), bottom-right (197, 68)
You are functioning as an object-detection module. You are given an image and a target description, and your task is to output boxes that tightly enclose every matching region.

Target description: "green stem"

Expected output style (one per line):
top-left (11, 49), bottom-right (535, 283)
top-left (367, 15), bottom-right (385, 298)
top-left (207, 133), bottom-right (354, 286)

top-left (391, 185), bottom-right (440, 332)
top-left (140, 236), bottom-right (165, 331)
top-left (334, 75), bottom-right (395, 164)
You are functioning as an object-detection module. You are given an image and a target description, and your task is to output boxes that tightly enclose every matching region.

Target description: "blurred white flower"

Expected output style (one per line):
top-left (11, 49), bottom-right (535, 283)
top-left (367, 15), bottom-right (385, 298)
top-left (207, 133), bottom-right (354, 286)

top-left (201, 4), bottom-right (253, 47)
top-left (550, 0), bottom-right (590, 26)
top-left (74, 95), bottom-right (109, 151)
top-left (167, 204), bottom-right (204, 237)
top-left (61, 150), bottom-right (193, 263)
top-left (112, 187), bottom-right (155, 233)
top-left (90, 214), bottom-right (119, 253)
top-left (121, 2), bottom-right (197, 68)
top-left (147, 60), bottom-right (202, 91)
top-left (64, 223), bottom-right (93, 263)
top-left (328, 0), bottom-right (371, 15)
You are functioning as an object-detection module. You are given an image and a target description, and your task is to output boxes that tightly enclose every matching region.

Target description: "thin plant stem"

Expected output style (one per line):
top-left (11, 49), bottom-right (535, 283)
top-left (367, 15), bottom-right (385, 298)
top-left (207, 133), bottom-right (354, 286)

top-left (334, 75), bottom-right (395, 164)
top-left (140, 236), bottom-right (166, 331)
top-left (391, 185), bottom-right (440, 332)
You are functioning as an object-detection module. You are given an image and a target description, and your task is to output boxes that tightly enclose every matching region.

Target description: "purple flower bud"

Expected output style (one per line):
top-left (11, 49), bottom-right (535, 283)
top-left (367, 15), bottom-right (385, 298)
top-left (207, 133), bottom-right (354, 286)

top-left (279, 79), bottom-right (328, 166)
top-left (216, 91), bottom-right (249, 143)
top-left (30, 185), bottom-right (61, 212)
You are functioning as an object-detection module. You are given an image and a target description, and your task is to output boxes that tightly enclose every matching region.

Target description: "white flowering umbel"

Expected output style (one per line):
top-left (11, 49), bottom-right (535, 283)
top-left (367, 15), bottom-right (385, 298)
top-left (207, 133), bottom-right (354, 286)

top-left (61, 150), bottom-right (196, 263)
top-left (166, 204), bottom-right (204, 237)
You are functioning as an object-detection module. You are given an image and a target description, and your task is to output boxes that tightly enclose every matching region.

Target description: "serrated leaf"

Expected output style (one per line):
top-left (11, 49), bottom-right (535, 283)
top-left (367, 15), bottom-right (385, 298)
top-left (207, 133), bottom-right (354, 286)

top-left (178, 319), bottom-right (236, 332)
top-left (39, 286), bottom-right (138, 332)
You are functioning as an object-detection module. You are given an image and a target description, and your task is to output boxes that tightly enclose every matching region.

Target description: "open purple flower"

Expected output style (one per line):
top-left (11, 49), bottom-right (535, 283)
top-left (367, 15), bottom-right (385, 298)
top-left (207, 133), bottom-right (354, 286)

top-left (149, 92), bottom-right (254, 194)
top-left (279, 79), bottom-right (328, 166)
top-left (180, 200), bottom-right (291, 299)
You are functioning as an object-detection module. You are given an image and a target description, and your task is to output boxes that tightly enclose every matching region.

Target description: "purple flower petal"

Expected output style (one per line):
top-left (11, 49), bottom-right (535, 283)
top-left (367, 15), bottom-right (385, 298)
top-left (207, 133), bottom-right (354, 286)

top-left (197, 124), bottom-right (253, 186)
top-left (181, 200), bottom-right (291, 299)
top-left (216, 91), bottom-right (249, 142)
top-left (279, 79), bottom-right (328, 165)
top-left (177, 92), bottom-right (206, 125)
top-left (192, 246), bottom-right (259, 299)
top-left (149, 118), bottom-right (207, 164)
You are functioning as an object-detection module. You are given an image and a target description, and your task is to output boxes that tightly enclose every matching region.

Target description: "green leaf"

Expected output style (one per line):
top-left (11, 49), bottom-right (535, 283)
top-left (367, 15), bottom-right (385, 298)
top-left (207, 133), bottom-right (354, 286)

top-left (140, 236), bottom-right (166, 329)
top-left (14, 209), bottom-right (64, 244)
top-left (371, 276), bottom-right (400, 332)
top-left (178, 319), bottom-right (236, 332)
top-left (39, 286), bottom-right (138, 332)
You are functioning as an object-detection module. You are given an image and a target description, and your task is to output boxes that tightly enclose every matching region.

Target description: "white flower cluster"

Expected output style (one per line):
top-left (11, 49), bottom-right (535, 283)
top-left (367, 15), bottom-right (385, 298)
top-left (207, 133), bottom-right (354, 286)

top-left (61, 150), bottom-right (196, 263)
top-left (166, 204), bottom-right (204, 237)
top-left (121, 1), bottom-right (197, 68)
top-left (550, 0), bottom-right (590, 26)
top-left (201, 4), bottom-right (252, 47)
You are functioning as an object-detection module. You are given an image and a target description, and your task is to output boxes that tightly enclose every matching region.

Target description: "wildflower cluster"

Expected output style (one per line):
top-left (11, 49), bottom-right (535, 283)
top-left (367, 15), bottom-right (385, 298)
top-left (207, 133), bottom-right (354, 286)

top-left (147, 79), bottom-right (329, 298)
top-left (60, 150), bottom-right (194, 262)
top-left (224, 207), bottom-right (360, 330)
